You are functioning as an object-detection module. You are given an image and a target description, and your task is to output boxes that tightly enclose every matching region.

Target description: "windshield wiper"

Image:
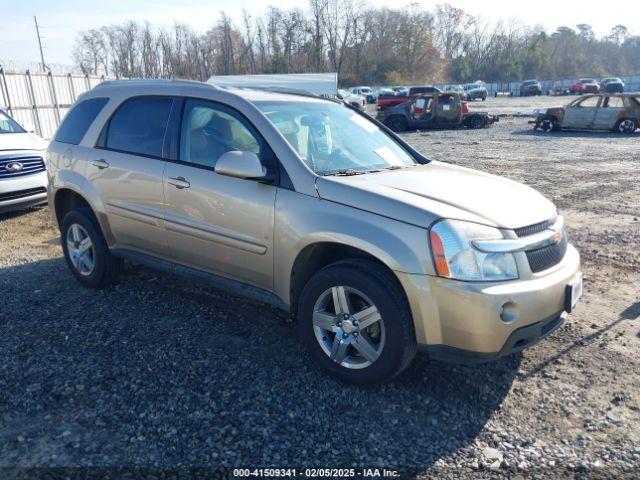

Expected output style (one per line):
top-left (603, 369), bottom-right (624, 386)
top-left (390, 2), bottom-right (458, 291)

top-left (322, 165), bottom-right (415, 176)
top-left (322, 168), bottom-right (370, 176)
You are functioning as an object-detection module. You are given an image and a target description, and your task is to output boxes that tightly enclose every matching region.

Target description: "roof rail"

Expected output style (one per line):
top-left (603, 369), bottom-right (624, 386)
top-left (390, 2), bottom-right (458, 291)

top-left (94, 78), bottom-right (217, 90)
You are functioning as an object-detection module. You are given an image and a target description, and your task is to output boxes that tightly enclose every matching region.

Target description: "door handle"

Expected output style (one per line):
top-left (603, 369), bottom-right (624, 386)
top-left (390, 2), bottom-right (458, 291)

top-left (91, 159), bottom-right (110, 169)
top-left (167, 176), bottom-right (191, 189)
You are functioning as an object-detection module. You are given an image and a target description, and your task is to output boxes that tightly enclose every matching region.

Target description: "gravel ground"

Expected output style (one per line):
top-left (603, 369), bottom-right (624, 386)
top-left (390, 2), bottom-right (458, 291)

top-left (1, 96), bottom-right (639, 479)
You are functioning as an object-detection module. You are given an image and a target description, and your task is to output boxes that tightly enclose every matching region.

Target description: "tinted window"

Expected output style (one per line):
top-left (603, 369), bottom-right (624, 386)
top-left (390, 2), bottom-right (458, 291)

top-left (55, 98), bottom-right (108, 145)
top-left (179, 99), bottom-right (261, 169)
top-left (106, 96), bottom-right (173, 157)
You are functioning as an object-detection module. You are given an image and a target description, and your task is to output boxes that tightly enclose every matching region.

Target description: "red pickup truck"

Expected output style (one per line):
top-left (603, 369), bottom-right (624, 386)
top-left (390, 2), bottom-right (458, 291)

top-left (377, 85), bottom-right (469, 113)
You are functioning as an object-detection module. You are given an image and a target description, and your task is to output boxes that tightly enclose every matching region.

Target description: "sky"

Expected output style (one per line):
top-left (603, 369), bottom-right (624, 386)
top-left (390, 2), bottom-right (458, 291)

top-left (1, 0), bottom-right (638, 69)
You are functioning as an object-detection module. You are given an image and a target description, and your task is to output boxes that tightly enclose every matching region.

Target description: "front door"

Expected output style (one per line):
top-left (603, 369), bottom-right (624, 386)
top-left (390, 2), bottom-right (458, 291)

top-left (89, 95), bottom-right (173, 256)
top-left (411, 96), bottom-right (434, 128)
top-left (562, 95), bottom-right (601, 129)
top-left (163, 98), bottom-right (277, 290)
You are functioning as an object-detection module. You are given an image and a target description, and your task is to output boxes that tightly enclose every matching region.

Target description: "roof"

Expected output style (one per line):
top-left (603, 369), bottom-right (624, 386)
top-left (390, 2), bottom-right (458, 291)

top-left (91, 78), bottom-right (330, 104)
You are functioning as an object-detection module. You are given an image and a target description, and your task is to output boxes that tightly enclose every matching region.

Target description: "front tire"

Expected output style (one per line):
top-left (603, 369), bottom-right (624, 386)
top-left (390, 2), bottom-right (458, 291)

top-left (540, 117), bottom-right (559, 132)
top-left (386, 115), bottom-right (408, 132)
top-left (297, 260), bottom-right (416, 385)
top-left (61, 208), bottom-right (123, 288)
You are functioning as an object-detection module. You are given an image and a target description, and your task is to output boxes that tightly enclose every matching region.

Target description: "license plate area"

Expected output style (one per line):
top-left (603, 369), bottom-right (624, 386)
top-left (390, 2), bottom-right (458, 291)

top-left (564, 273), bottom-right (583, 313)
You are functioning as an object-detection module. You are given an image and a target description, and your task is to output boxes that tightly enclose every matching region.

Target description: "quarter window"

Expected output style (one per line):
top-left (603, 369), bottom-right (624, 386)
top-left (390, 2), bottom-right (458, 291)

top-left (106, 96), bottom-right (173, 157)
top-left (179, 99), bottom-right (261, 169)
top-left (55, 97), bottom-right (108, 145)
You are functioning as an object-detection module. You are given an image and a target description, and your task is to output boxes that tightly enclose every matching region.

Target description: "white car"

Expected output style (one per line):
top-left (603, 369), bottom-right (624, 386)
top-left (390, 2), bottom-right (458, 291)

top-left (350, 86), bottom-right (375, 103)
top-left (0, 109), bottom-right (48, 213)
top-left (463, 81), bottom-right (488, 101)
top-left (337, 89), bottom-right (366, 110)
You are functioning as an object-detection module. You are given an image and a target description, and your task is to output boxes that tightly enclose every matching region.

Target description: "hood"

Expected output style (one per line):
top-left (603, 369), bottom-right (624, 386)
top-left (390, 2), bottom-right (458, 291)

top-left (0, 132), bottom-right (48, 152)
top-left (316, 161), bottom-right (556, 229)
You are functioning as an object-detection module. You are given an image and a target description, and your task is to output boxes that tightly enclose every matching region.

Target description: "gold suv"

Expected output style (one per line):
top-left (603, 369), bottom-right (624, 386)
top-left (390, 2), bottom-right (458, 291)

top-left (48, 80), bottom-right (582, 384)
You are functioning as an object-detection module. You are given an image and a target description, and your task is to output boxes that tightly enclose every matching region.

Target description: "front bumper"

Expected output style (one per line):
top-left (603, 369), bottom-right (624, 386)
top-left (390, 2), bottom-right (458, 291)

top-left (0, 170), bottom-right (48, 213)
top-left (397, 244), bottom-right (581, 361)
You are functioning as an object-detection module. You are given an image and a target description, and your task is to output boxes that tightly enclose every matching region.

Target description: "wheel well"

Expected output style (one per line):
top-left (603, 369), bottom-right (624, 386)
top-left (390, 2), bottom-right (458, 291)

top-left (54, 189), bottom-right (92, 227)
top-left (289, 242), bottom-right (407, 316)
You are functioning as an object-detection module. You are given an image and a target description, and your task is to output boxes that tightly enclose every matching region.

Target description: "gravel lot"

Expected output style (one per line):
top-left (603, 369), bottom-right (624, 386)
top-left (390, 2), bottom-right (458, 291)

top-left (1, 96), bottom-right (639, 479)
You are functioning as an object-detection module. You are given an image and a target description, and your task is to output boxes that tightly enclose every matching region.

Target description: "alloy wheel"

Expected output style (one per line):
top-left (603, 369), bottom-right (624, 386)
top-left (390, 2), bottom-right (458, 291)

top-left (541, 119), bottom-right (554, 132)
top-left (66, 223), bottom-right (95, 276)
top-left (312, 286), bottom-right (385, 369)
top-left (618, 119), bottom-right (636, 134)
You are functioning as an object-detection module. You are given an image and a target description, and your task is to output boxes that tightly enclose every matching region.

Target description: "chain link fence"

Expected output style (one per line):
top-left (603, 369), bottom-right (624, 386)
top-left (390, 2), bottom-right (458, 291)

top-left (0, 68), bottom-right (106, 139)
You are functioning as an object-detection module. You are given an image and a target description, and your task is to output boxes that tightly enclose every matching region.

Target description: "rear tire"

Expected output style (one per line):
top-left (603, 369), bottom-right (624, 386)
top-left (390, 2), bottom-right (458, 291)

top-left (615, 119), bottom-right (637, 134)
top-left (297, 260), bottom-right (416, 385)
top-left (466, 114), bottom-right (486, 129)
top-left (61, 208), bottom-right (123, 288)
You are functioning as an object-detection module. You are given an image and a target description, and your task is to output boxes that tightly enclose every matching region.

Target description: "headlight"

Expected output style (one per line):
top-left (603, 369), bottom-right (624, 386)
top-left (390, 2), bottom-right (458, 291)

top-left (429, 219), bottom-right (518, 281)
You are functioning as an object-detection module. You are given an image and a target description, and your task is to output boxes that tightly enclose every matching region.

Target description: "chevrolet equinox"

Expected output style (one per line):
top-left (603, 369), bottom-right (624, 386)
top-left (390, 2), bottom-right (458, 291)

top-left (48, 80), bottom-right (582, 384)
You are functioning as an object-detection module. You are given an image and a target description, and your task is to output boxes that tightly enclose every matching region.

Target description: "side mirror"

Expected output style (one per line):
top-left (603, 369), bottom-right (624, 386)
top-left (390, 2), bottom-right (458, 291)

top-left (22, 122), bottom-right (36, 133)
top-left (215, 150), bottom-right (270, 181)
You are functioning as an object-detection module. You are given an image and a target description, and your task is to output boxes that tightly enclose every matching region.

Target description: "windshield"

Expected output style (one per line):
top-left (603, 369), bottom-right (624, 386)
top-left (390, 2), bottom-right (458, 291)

top-left (256, 101), bottom-right (417, 175)
top-left (0, 111), bottom-right (26, 134)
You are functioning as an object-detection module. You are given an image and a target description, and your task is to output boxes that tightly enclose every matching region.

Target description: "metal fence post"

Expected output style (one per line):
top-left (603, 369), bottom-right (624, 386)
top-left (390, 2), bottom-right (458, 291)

top-left (67, 73), bottom-right (76, 101)
top-left (25, 70), bottom-right (43, 137)
top-left (0, 67), bottom-right (12, 115)
top-left (47, 70), bottom-right (61, 124)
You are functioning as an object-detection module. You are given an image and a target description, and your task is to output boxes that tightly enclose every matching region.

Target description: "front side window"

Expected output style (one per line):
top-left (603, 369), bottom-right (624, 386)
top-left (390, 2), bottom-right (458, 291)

top-left (576, 96), bottom-right (601, 108)
top-left (256, 100), bottom-right (417, 175)
top-left (179, 99), bottom-right (261, 169)
top-left (55, 97), bottom-right (108, 144)
top-left (106, 96), bottom-right (173, 157)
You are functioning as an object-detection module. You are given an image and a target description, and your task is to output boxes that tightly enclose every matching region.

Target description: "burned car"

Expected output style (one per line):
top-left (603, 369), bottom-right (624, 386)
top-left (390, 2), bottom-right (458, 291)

top-left (378, 92), bottom-right (498, 132)
top-left (533, 93), bottom-right (640, 134)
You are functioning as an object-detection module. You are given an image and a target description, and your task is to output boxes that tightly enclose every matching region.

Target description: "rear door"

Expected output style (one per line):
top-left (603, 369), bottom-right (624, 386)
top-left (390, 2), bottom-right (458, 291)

top-left (89, 95), bottom-right (173, 256)
top-left (162, 98), bottom-right (277, 290)
top-left (562, 95), bottom-right (601, 129)
top-left (593, 96), bottom-right (624, 130)
top-left (433, 94), bottom-right (461, 126)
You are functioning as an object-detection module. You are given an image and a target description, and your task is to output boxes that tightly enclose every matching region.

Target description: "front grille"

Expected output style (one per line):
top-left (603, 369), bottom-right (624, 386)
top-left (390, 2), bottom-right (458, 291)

top-left (526, 234), bottom-right (568, 273)
top-left (514, 219), bottom-right (553, 237)
top-left (0, 156), bottom-right (46, 179)
top-left (0, 187), bottom-right (47, 202)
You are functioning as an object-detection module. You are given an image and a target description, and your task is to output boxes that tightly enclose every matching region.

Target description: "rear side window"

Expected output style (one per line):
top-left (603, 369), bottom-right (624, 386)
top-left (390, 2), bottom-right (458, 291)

top-left (55, 98), bottom-right (108, 145)
top-left (105, 96), bottom-right (173, 158)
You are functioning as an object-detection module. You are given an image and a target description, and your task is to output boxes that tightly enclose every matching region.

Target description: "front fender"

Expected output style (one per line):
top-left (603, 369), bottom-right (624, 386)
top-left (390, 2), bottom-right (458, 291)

top-left (273, 189), bottom-right (432, 304)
